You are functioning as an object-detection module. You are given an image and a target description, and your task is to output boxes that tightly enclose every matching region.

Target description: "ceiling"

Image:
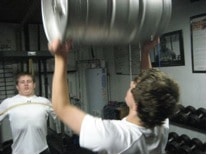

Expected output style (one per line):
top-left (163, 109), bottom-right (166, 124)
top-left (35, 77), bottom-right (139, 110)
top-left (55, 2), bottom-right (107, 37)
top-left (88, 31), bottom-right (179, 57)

top-left (0, 0), bottom-right (42, 24)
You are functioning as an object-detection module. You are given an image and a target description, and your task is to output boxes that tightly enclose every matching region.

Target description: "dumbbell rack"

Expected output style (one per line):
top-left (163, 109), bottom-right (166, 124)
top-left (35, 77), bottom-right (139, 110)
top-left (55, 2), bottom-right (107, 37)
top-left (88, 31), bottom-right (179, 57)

top-left (166, 132), bottom-right (206, 154)
top-left (170, 105), bottom-right (206, 134)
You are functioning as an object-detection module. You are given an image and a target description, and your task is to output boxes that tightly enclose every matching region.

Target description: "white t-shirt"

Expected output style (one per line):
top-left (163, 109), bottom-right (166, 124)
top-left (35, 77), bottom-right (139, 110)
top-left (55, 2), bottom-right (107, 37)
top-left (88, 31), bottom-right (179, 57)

top-left (0, 94), bottom-right (56, 154)
top-left (80, 115), bottom-right (169, 154)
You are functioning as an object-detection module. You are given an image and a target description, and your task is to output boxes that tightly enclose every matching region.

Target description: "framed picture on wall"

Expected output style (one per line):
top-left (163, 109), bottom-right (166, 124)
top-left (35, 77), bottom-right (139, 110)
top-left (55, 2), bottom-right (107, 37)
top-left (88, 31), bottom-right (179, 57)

top-left (190, 13), bottom-right (206, 73)
top-left (150, 30), bottom-right (185, 67)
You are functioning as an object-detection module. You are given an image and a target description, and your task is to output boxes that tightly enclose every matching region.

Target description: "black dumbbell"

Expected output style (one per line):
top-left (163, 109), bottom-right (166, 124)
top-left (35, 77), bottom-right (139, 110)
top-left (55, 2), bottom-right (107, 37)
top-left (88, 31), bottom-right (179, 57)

top-left (188, 107), bottom-right (206, 130)
top-left (194, 142), bottom-right (206, 154)
top-left (165, 132), bottom-right (179, 153)
top-left (166, 134), bottom-right (191, 154)
top-left (167, 132), bottom-right (179, 144)
top-left (201, 142), bottom-right (206, 153)
top-left (168, 132), bottom-right (179, 141)
top-left (176, 106), bottom-right (196, 124)
top-left (170, 104), bottom-right (185, 122)
top-left (179, 138), bottom-right (203, 153)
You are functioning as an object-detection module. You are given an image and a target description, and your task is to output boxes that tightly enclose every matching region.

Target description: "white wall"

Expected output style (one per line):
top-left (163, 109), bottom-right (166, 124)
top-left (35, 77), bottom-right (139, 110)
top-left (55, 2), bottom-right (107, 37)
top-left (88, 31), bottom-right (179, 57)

top-left (161, 0), bottom-right (206, 109)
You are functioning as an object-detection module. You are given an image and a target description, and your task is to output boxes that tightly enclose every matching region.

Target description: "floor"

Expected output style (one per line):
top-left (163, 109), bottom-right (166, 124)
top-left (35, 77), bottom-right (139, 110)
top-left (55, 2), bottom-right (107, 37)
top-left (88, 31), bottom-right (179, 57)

top-left (0, 132), bottom-right (96, 154)
top-left (47, 132), bottom-right (96, 154)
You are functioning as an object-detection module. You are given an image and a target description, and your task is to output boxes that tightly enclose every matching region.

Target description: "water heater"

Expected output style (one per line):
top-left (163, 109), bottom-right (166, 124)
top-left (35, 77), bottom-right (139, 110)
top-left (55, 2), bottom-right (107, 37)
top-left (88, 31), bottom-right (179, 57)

top-left (85, 68), bottom-right (108, 117)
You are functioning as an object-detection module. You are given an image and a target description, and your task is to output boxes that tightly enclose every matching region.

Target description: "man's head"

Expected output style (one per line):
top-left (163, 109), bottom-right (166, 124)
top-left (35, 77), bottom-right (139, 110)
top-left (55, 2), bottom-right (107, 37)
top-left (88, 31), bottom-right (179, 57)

top-left (15, 72), bottom-right (36, 97)
top-left (131, 69), bottom-right (180, 128)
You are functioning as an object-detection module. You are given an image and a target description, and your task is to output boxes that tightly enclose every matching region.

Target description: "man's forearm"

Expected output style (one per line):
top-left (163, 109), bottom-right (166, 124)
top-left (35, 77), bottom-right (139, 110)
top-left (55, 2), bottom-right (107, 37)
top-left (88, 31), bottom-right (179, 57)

top-left (52, 55), bottom-right (69, 115)
top-left (140, 38), bottom-right (159, 70)
top-left (141, 51), bottom-right (152, 70)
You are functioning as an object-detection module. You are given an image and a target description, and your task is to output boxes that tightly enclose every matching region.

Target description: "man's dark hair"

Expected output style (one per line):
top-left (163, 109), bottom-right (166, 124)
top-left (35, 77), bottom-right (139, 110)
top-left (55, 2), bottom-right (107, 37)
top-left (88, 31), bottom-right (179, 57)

top-left (15, 72), bottom-right (36, 85)
top-left (131, 68), bottom-right (180, 128)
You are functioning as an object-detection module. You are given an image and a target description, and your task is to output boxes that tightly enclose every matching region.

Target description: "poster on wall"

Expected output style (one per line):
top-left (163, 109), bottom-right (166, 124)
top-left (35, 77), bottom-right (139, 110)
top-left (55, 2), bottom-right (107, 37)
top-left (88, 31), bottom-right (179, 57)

top-left (190, 13), bottom-right (206, 73)
top-left (150, 30), bottom-right (185, 67)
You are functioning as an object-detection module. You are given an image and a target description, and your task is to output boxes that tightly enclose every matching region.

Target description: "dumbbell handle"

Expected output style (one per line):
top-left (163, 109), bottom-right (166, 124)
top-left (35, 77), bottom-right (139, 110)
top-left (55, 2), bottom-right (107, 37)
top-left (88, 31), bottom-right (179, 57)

top-left (170, 139), bottom-right (186, 147)
top-left (197, 113), bottom-right (205, 118)
top-left (185, 111), bottom-right (192, 115)
top-left (189, 143), bottom-right (198, 150)
top-left (168, 137), bottom-right (176, 143)
top-left (177, 111), bottom-right (192, 123)
top-left (180, 142), bottom-right (201, 153)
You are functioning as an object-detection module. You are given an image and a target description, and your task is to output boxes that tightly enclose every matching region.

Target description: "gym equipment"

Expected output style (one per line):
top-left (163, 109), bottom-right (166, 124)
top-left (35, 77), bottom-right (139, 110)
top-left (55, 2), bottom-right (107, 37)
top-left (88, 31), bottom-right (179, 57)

top-left (179, 138), bottom-right (203, 154)
top-left (165, 132), bottom-right (179, 153)
top-left (188, 107), bottom-right (206, 130)
top-left (168, 132), bottom-right (179, 142)
top-left (102, 102), bottom-right (129, 120)
top-left (166, 134), bottom-right (190, 154)
top-left (102, 105), bottom-right (120, 120)
top-left (0, 64), bottom-right (16, 101)
top-left (170, 104), bottom-right (185, 122)
top-left (41, 0), bottom-right (172, 45)
top-left (0, 140), bottom-right (12, 154)
top-left (176, 106), bottom-right (196, 124)
top-left (0, 102), bottom-right (52, 116)
top-left (201, 142), bottom-right (206, 153)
